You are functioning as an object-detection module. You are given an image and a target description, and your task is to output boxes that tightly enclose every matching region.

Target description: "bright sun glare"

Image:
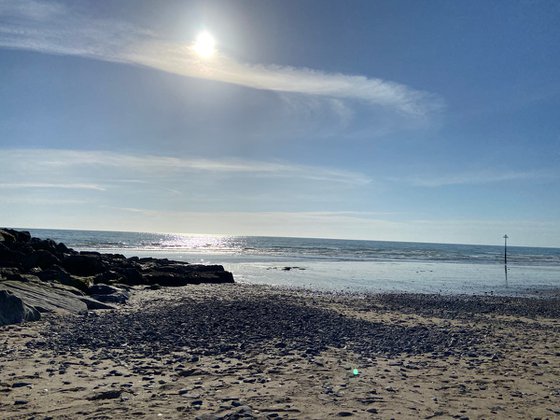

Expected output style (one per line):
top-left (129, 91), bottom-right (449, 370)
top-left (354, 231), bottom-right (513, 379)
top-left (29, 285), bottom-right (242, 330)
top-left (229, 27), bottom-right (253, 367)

top-left (193, 31), bottom-right (216, 58)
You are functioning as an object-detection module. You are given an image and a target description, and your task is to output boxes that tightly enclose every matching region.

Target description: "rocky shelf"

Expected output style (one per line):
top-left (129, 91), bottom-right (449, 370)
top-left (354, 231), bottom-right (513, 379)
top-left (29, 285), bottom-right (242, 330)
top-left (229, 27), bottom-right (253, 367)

top-left (0, 228), bottom-right (234, 326)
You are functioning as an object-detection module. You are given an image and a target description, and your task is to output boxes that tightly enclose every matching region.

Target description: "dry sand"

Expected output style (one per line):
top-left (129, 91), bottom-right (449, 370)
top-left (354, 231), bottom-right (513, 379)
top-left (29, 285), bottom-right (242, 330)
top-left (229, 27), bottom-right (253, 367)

top-left (1, 284), bottom-right (559, 419)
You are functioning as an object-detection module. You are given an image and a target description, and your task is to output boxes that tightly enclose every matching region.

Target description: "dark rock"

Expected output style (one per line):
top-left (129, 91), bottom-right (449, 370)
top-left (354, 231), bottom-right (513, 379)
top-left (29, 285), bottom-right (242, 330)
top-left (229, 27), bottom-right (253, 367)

top-left (64, 276), bottom-right (94, 293)
top-left (1, 229), bottom-right (31, 243)
top-left (12, 242), bottom-right (34, 255)
top-left (104, 253), bottom-right (128, 262)
top-left (115, 267), bottom-right (144, 285)
top-left (48, 282), bottom-right (85, 296)
top-left (38, 268), bottom-right (93, 293)
top-left (29, 237), bottom-right (58, 253)
top-left (12, 230), bottom-right (31, 243)
top-left (0, 229), bottom-right (235, 326)
top-left (80, 251), bottom-right (101, 257)
top-left (0, 267), bottom-right (21, 280)
top-left (88, 284), bottom-right (130, 304)
top-left (0, 290), bottom-right (41, 326)
top-left (36, 266), bottom-right (71, 282)
top-left (93, 270), bottom-right (123, 284)
top-left (177, 368), bottom-right (205, 377)
top-left (24, 250), bottom-right (60, 270)
top-left (0, 229), bottom-right (16, 243)
top-left (88, 390), bottom-right (123, 400)
top-left (0, 280), bottom-right (87, 316)
top-left (62, 255), bottom-right (106, 277)
top-left (194, 269), bottom-right (234, 284)
top-left (77, 296), bottom-right (117, 310)
top-left (88, 283), bottom-right (123, 295)
top-left (1, 272), bottom-right (40, 283)
top-left (139, 260), bottom-right (234, 286)
top-left (55, 241), bottom-right (71, 254)
top-left (0, 247), bottom-right (25, 268)
top-left (12, 382), bottom-right (33, 388)
top-left (195, 414), bottom-right (221, 420)
top-left (90, 293), bottom-right (128, 304)
top-left (143, 271), bottom-right (191, 287)
top-left (143, 264), bottom-right (234, 286)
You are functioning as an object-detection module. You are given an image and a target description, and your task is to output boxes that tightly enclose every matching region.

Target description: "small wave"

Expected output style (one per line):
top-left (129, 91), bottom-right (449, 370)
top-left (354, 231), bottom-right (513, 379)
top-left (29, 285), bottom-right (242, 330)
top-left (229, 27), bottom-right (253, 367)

top-left (26, 228), bottom-right (560, 267)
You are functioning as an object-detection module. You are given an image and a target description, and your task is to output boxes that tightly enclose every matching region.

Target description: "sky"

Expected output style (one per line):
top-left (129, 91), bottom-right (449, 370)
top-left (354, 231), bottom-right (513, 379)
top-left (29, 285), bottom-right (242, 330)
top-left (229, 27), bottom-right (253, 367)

top-left (1, 0), bottom-right (559, 247)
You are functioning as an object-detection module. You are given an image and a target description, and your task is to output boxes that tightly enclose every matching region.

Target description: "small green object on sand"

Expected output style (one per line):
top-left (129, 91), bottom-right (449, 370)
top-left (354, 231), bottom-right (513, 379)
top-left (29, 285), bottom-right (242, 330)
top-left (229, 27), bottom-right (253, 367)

top-left (352, 368), bottom-right (359, 376)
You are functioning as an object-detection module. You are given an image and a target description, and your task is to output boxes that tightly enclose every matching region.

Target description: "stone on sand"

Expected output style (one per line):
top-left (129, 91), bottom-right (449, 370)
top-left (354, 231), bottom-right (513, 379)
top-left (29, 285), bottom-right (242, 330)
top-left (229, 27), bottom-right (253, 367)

top-left (0, 290), bottom-right (41, 326)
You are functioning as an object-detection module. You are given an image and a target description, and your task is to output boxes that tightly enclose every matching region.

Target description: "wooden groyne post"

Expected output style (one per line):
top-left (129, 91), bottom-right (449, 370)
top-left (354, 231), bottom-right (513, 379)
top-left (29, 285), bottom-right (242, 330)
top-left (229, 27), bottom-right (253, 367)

top-left (503, 234), bottom-right (509, 286)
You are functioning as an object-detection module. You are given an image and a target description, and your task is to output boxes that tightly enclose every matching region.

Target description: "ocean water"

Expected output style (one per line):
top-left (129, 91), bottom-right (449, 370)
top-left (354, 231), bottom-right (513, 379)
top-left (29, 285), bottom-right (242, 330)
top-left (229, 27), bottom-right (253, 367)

top-left (26, 228), bottom-right (560, 296)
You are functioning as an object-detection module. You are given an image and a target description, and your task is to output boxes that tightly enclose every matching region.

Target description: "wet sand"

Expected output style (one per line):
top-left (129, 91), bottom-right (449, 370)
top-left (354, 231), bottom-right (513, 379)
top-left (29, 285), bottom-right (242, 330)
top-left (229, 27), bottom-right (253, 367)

top-left (1, 284), bottom-right (559, 419)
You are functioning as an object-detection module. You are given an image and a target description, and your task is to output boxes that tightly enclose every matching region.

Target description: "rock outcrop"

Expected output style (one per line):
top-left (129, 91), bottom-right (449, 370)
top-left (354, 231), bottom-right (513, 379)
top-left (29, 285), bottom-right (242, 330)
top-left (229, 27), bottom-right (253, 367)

top-left (0, 290), bottom-right (41, 325)
top-left (0, 228), bottom-right (235, 326)
top-left (0, 280), bottom-right (90, 315)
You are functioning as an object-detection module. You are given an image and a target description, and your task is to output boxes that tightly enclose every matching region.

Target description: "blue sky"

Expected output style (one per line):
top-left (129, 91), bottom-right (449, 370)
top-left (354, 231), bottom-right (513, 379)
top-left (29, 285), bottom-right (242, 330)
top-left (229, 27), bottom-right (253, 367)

top-left (1, 0), bottom-right (559, 246)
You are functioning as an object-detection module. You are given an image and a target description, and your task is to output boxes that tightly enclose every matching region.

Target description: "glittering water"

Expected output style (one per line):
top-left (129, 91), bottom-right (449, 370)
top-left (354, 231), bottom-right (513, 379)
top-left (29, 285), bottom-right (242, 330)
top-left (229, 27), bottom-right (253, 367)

top-left (26, 228), bottom-right (560, 295)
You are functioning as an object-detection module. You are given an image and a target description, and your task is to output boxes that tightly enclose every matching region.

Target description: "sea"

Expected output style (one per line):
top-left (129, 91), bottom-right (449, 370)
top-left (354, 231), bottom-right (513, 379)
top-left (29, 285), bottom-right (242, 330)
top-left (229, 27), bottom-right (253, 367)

top-left (26, 228), bottom-right (560, 296)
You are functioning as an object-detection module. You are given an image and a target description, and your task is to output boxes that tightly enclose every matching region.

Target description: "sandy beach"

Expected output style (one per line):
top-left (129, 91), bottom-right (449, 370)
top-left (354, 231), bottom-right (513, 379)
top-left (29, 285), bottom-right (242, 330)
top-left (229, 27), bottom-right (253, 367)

top-left (1, 284), bottom-right (559, 419)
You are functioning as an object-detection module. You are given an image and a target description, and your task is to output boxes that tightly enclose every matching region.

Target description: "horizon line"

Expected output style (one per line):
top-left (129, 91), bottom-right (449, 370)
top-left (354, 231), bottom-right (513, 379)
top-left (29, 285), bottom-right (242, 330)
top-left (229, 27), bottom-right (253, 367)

top-left (9, 225), bottom-right (557, 250)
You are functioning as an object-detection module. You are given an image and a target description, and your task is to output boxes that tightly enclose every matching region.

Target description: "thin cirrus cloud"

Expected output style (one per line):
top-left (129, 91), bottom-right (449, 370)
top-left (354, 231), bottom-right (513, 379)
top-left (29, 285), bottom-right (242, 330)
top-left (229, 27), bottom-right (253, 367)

top-left (395, 170), bottom-right (557, 187)
top-left (0, 182), bottom-right (105, 191)
top-left (126, 42), bottom-right (441, 117)
top-left (0, 0), bottom-right (442, 118)
top-left (0, 149), bottom-right (372, 187)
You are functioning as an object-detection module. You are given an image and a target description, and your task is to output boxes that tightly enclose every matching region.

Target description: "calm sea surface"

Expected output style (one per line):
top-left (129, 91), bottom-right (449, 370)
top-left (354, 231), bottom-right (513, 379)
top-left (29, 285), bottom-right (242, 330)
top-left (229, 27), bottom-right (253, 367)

top-left (26, 228), bottom-right (560, 296)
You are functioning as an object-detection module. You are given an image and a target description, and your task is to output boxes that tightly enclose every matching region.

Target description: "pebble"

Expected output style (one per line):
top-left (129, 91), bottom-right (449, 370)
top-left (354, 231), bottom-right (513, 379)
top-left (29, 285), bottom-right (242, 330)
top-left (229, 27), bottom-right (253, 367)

top-left (195, 415), bottom-right (220, 420)
top-left (88, 390), bottom-right (123, 400)
top-left (30, 294), bottom-right (490, 362)
top-left (12, 382), bottom-right (32, 388)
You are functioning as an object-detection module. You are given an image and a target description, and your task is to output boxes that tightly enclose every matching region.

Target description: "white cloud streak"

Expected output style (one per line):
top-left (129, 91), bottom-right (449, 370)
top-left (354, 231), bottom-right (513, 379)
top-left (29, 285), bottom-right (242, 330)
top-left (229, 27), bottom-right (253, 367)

top-left (0, 0), bottom-right (64, 20)
top-left (0, 148), bottom-right (371, 186)
top-left (126, 43), bottom-right (441, 116)
top-left (394, 169), bottom-right (557, 187)
top-left (0, 182), bottom-right (105, 191)
top-left (2, 197), bottom-right (90, 205)
top-left (0, 0), bottom-right (442, 117)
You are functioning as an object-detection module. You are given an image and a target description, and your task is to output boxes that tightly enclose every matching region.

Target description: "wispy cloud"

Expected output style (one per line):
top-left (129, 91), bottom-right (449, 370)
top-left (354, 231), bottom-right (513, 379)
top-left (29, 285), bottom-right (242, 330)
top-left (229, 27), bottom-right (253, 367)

top-left (0, 149), bottom-right (371, 186)
top-left (0, 150), bottom-right (379, 232)
top-left (1, 196), bottom-right (90, 205)
top-left (0, 0), bottom-right (64, 20)
top-left (393, 169), bottom-right (557, 187)
top-left (0, 0), bottom-right (442, 118)
top-left (127, 43), bottom-right (441, 116)
top-left (0, 182), bottom-right (105, 191)
top-left (0, 148), bottom-right (374, 219)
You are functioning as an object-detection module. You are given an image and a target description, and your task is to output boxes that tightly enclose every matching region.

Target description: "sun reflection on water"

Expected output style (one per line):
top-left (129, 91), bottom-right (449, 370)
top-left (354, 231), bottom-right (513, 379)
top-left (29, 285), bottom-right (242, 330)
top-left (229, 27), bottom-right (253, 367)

top-left (156, 233), bottom-right (242, 254)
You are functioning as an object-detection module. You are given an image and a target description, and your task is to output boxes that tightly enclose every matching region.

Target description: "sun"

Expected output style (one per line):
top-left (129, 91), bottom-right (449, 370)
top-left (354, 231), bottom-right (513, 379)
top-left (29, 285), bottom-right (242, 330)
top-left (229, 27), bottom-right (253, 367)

top-left (193, 31), bottom-right (216, 59)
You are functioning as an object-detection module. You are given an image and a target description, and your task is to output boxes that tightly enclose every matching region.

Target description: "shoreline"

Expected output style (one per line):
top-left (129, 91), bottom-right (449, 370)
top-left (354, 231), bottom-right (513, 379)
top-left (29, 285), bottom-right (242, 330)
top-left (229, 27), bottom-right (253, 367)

top-left (2, 284), bottom-right (559, 419)
top-left (19, 227), bottom-right (560, 297)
